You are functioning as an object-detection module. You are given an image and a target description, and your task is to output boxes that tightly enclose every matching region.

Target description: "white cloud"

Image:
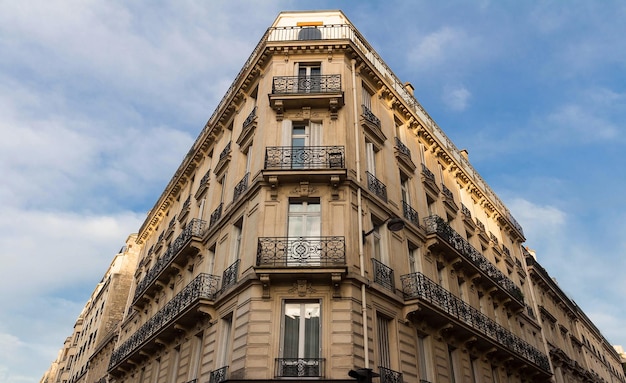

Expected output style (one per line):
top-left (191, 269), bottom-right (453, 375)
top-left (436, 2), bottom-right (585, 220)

top-left (442, 85), bottom-right (471, 111)
top-left (408, 26), bottom-right (470, 70)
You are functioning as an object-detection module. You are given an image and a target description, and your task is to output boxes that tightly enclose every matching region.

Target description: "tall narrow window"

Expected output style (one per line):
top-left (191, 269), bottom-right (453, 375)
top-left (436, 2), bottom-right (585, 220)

top-left (362, 84), bottom-right (373, 111)
top-left (491, 365), bottom-right (500, 383)
top-left (291, 121), bottom-right (322, 168)
top-left (188, 333), bottom-right (204, 382)
top-left (365, 141), bottom-right (377, 175)
top-left (205, 245), bottom-right (216, 275)
top-left (297, 63), bottom-right (321, 92)
top-left (169, 346), bottom-right (181, 383)
top-left (400, 173), bottom-right (410, 204)
top-left (281, 302), bottom-right (321, 376)
top-left (470, 356), bottom-right (480, 383)
top-left (288, 201), bottom-right (321, 265)
top-left (152, 358), bottom-right (161, 383)
top-left (232, 219), bottom-right (243, 263)
top-left (417, 335), bottom-right (432, 382)
top-left (447, 345), bottom-right (459, 383)
top-left (408, 244), bottom-right (419, 274)
top-left (376, 315), bottom-right (392, 369)
top-left (217, 316), bottom-right (233, 368)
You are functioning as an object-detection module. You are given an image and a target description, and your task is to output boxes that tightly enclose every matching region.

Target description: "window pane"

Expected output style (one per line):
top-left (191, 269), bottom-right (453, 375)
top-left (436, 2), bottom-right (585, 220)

top-left (284, 304), bottom-right (301, 358)
top-left (304, 303), bottom-right (320, 358)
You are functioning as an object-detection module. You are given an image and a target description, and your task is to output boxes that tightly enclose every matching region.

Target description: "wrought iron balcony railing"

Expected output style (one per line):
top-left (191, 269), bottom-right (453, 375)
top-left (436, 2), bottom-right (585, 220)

top-left (402, 200), bottom-right (419, 227)
top-left (275, 358), bottom-right (324, 377)
top-left (423, 215), bottom-right (524, 303)
top-left (209, 203), bottom-right (223, 229)
top-left (394, 137), bottom-right (411, 157)
top-left (243, 106), bottom-right (257, 129)
top-left (257, 237), bottom-right (346, 267)
top-left (265, 146), bottom-right (345, 170)
top-left (209, 366), bottom-right (228, 383)
top-left (219, 141), bottom-right (232, 161)
top-left (133, 219), bottom-right (207, 303)
top-left (221, 259), bottom-right (240, 293)
top-left (361, 104), bottom-right (381, 127)
top-left (272, 74), bottom-right (341, 94)
top-left (461, 203), bottom-right (472, 218)
top-left (372, 258), bottom-right (395, 292)
top-left (366, 171), bottom-right (387, 202)
top-left (110, 273), bottom-right (220, 370)
top-left (379, 366), bottom-right (403, 383)
top-left (400, 272), bottom-right (550, 372)
top-left (421, 164), bottom-right (436, 182)
top-left (441, 184), bottom-right (454, 201)
top-left (233, 172), bottom-right (249, 202)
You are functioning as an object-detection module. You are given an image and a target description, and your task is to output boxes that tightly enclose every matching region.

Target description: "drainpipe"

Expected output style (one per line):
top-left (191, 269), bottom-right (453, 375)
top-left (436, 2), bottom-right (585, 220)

top-left (351, 58), bottom-right (369, 369)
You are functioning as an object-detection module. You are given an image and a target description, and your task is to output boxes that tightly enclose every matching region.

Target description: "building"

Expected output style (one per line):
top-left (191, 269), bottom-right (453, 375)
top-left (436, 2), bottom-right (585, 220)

top-left (42, 10), bottom-right (626, 383)
top-left (41, 235), bottom-right (140, 383)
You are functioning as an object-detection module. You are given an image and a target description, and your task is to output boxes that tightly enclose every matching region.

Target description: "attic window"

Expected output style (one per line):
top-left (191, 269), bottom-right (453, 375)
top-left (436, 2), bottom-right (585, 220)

top-left (297, 21), bottom-right (323, 40)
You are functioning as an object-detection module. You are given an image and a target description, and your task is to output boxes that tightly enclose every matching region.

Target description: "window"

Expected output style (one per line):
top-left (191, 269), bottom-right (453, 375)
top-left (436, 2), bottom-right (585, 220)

top-left (169, 346), bottom-right (180, 383)
top-left (291, 121), bottom-right (322, 168)
top-left (400, 172), bottom-right (410, 204)
top-left (297, 63), bottom-right (321, 92)
top-left (365, 141), bottom-right (377, 175)
top-left (362, 84), bottom-right (373, 111)
top-left (376, 314), bottom-right (392, 369)
top-left (408, 244), bottom-right (420, 274)
top-left (447, 345), bottom-right (459, 383)
top-left (280, 302), bottom-right (321, 376)
top-left (417, 335), bottom-right (432, 382)
top-left (217, 316), bottom-right (233, 368)
top-left (288, 201), bottom-right (321, 265)
top-left (232, 219), bottom-right (243, 263)
top-left (188, 332), bottom-right (204, 382)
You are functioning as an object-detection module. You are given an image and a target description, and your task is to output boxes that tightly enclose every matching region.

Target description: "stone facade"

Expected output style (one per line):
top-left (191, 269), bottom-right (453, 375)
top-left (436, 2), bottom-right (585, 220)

top-left (41, 10), bottom-right (625, 383)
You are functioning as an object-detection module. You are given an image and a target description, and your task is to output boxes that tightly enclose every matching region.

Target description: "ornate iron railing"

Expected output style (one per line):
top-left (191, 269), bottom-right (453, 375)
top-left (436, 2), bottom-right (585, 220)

top-left (199, 169), bottom-right (211, 188)
top-left (209, 203), bottom-right (223, 229)
top-left (476, 219), bottom-right (486, 232)
top-left (423, 215), bottom-right (524, 303)
top-left (209, 366), bottom-right (228, 383)
top-left (257, 237), bottom-right (346, 267)
top-left (275, 358), bottom-right (324, 377)
top-left (402, 200), bottom-right (419, 227)
top-left (243, 106), bottom-right (257, 128)
top-left (133, 219), bottom-right (207, 303)
top-left (272, 74), bottom-right (341, 94)
top-left (461, 203), bottom-right (472, 218)
top-left (379, 367), bottom-right (403, 383)
top-left (110, 273), bottom-right (220, 370)
top-left (400, 272), bottom-right (550, 372)
top-left (421, 164), bottom-right (435, 182)
top-left (372, 258), bottom-right (395, 292)
top-left (265, 146), bottom-right (345, 169)
top-left (361, 104), bottom-right (381, 127)
top-left (219, 141), bottom-right (232, 161)
top-left (233, 172), bottom-right (249, 202)
top-left (489, 232), bottom-right (499, 244)
top-left (366, 171), bottom-right (387, 202)
top-left (181, 195), bottom-right (191, 214)
top-left (221, 259), bottom-right (240, 292)
top-left (441, 184), bottom-right (454, 201)
top-left (394, 137), bottom-right (411, 157)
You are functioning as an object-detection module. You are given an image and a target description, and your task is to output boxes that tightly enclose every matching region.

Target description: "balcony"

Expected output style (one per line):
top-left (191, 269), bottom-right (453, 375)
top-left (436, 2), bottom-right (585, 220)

top-left (400, 272), bottom-right (551, 376)
top-left (263, 146), bottom-right (346, 186)
top-left (366, 171), bottom-right (387, 202)
top-left (109, 273), bottom-right (220, 374)
top-left (269, 75), bottom-right (344, 120)
top-left (133, 219), bottom-right (207, 305)
top-left (195, 169), bottom-right (211, 199)
top-left (394, 137), bottom-right (416, 173)
top-left (209, 366), bottom-right (228, 383)
top-left (402, 200), bottom-right (420, 228)
top-left (257, 237), bottom-right (346, 268)
top-left (275, 358), bottom-right (324, 378)
top-left (372, 258), bottom-right (395, 292)
top-left (221, 259), bottom-right (240, 293)
top-left (379, 367), bottom-right (403, 383)
top-left (209, 203), bottom-right (223, 230)
top-left (360, 105), bottom-right (386, 148)
top-left (420, 164), bottom-right (440, 196)
top-left (423, 215), bottom-right (524, 308)
top-left (233, 172), bottom-right (249, 203)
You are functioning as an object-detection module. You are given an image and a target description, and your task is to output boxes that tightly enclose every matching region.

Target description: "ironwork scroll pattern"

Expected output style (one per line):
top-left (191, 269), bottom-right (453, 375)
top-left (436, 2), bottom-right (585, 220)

top-left (256, 237), bottom-right (346, 267)
top-left (264, 146), bottom-right (345, 169)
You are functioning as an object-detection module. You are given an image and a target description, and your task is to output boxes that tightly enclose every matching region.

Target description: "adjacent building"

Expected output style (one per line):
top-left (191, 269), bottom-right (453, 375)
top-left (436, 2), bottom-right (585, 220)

top-left (41, 235), bottom-right (140, 383)
top-left (41, 10), bottom-right (625, 383)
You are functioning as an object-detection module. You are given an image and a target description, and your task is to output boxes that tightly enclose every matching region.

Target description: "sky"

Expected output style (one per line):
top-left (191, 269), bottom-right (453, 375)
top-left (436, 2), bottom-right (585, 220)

top-left (1, 1), bottom-right (625, 382)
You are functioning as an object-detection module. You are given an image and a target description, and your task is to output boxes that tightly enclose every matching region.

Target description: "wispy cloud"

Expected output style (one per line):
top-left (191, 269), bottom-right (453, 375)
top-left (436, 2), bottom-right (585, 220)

top-left (442, 85), bottom-right (471, 111)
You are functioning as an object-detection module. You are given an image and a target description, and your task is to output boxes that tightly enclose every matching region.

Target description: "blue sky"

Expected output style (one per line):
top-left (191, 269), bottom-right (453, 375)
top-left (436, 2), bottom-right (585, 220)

top-left (1, 1), bottom-right (625, 382)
